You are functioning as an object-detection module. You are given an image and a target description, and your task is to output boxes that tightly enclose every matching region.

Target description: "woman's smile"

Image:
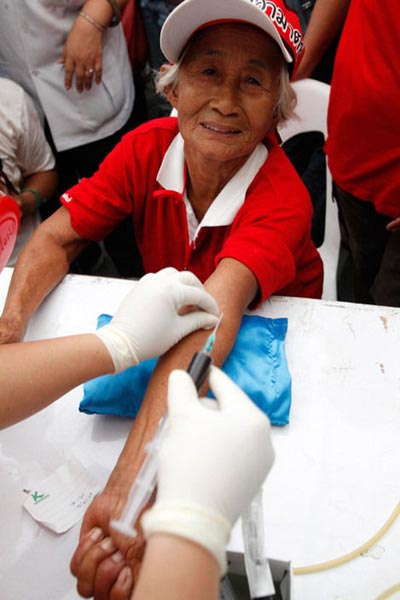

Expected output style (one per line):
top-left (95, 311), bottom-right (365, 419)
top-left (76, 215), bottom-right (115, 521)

top-left (200, 122), bottom-right (242, 135)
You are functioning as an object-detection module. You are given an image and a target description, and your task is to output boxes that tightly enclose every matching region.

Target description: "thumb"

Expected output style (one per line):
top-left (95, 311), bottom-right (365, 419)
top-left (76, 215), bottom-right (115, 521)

top-left (208, 366), bottom-right (252, 411)
top-left (167, 369), bottom-right (199, 416)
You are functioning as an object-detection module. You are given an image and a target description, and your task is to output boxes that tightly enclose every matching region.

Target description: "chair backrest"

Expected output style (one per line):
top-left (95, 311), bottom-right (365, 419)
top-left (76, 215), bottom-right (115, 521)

top-left (279, 78), bottom-right (340, 301)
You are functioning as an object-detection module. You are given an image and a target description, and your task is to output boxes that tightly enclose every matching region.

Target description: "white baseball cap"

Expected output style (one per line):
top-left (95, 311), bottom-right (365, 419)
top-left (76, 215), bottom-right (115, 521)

top-left (160, 0), bottom-right (304, 75)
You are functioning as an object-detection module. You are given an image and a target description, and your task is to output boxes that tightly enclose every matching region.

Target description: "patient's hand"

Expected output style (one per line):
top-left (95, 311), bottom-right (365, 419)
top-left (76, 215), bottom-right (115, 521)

top-left (70, 485), bottom-right (146, 599)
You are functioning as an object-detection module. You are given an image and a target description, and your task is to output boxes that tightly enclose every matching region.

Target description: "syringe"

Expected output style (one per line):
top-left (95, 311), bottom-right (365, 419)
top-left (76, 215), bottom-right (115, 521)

top-left (111, 314), bottom-right (223, 538)
top-left (185, 312), bottom-right (222, 390)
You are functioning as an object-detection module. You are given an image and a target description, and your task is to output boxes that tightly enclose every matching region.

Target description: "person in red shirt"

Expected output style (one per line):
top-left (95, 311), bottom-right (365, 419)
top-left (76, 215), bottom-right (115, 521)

top-left (296, 0), bottom-right (400, 306)
top-left (0, 1), bottom-right (322, 595)
top-left (61, 117), bottom-right (321, 301)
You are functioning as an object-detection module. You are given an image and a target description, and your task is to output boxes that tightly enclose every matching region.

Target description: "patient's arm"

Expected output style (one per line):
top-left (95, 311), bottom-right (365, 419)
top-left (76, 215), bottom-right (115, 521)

top-left (111, 258), bottom-right (257, 482)
top-left (70, 257), bottom-right (258, 599)
top-left (0, 206), bottom-right (88, 344)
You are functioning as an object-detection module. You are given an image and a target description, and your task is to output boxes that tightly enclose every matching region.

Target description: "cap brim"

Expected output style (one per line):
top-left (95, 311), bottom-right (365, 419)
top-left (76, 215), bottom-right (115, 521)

top-left (160, 0), bottom-right (293, 64)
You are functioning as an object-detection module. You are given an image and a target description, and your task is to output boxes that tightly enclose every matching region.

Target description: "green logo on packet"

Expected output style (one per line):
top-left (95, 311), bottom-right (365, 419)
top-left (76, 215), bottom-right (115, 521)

top-left (31, 491), bottom-right (50, 504)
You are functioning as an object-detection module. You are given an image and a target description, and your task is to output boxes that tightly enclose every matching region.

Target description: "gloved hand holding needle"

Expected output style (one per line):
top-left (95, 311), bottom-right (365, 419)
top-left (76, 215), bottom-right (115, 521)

top-left (117, 366), bottom-right (275, 600)
top-left (72, 366), bottom-right (275, 600)
top-left (141, 367), bottom-right (275, 575)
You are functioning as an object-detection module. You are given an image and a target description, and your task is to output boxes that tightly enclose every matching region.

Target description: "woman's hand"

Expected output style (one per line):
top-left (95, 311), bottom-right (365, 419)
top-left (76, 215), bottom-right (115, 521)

top-left (70, 485), bottom-right (146, 599)
top-left (15, 190), bottom-right (37, 218)
top-left (60, 16), bottom-right (103, 93)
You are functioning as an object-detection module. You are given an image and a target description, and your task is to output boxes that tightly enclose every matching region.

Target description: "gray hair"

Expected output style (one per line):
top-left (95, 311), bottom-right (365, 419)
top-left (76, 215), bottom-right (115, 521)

top-left (154, 57), bottom-right (297, 125)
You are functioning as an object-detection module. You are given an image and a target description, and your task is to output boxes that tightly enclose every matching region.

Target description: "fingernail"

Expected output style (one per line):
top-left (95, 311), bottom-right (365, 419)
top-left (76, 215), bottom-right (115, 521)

top-left (111, 550), bottom-right (124, 563)
top-left (90, 527), bottom-right (103, 542)
top-left (119, 566), bottom-right (132, 589)
top-left (100, 537), bottom-right (116, 552)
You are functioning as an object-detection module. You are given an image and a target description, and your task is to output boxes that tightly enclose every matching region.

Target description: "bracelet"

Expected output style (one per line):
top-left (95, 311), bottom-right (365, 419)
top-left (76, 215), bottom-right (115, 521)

top-left (78, 10), bottom-right (106, 33)
top-left (105, 0), bottom-right (121, 26)
top-left (20, 188), bottom-right (46, 210)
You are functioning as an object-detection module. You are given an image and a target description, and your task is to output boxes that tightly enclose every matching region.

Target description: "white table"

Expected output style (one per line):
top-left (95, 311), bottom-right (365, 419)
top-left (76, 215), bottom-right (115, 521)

top-left (1, 267), bottom-right (399, 600)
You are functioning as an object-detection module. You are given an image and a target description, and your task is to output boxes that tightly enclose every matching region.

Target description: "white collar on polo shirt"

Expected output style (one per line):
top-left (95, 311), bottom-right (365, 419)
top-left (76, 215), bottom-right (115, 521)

top-left (156, 132), bottom-right (268, 242)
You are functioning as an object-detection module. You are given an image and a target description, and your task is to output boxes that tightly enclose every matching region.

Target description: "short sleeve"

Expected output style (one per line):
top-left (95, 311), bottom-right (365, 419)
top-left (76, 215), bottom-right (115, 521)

top-left (17, 89), bottom-right (55, 176)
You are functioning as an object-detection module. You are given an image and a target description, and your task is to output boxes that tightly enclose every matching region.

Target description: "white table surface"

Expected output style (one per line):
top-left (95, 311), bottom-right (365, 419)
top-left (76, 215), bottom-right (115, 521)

top-left (0, 267), bottom-right (399, 600)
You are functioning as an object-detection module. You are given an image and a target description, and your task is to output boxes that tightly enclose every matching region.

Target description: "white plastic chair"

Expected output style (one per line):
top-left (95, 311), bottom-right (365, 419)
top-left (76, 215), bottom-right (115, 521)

top-left (279, 78), bottom-right (340, 301)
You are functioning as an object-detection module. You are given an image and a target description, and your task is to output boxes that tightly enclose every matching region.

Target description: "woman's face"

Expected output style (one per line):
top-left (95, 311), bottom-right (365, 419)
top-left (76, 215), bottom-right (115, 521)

top-left (168, 23), bottom-right (283, 169)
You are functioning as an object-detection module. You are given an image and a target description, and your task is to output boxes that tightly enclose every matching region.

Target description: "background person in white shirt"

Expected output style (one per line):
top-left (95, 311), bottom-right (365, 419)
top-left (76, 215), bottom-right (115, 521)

top-left (0, 0), bottom-right (142, 276)
top-left (0, 78), bottom-right (57, 266)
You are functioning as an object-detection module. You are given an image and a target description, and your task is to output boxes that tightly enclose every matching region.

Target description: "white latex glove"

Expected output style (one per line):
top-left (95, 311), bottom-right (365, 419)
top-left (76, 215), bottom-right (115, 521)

top-left (95, 268), bottom-right (219, 372)
top-left (141, 366), bottom-right (275, 574)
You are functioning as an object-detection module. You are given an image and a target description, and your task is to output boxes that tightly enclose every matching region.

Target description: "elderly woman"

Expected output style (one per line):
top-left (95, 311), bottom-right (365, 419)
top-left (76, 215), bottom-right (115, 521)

top-left (0, 0), bottom-right (322, 595)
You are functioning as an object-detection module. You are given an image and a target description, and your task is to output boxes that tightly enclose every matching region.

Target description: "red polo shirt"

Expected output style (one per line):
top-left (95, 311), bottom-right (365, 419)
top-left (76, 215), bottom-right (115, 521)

top-left (325, 0), bottom-right (400, 218)
top-left (61, 118), bottom-right (322, 302)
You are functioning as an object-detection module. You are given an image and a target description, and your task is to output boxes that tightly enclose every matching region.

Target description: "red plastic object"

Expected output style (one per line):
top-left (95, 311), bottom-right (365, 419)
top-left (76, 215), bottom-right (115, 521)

top-left (0, 195), bottom-right (20, 273)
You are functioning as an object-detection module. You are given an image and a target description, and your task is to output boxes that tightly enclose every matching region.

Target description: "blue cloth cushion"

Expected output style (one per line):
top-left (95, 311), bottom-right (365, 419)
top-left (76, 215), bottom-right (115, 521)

top-left (80, 314), bottom-right (292, 426)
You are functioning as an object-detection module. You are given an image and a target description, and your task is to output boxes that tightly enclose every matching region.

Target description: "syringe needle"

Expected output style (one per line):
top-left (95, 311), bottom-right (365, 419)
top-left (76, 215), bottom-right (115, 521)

top-left (203, 312), bottom-right (223, 353)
